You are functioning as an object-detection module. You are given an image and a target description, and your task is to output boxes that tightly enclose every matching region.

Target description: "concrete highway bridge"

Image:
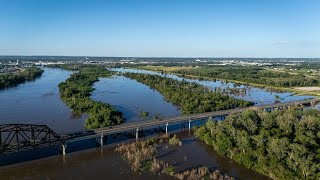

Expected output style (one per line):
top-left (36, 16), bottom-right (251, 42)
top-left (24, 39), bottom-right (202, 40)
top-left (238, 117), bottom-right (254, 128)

top-left (1, 98), bottom-right (319, 155)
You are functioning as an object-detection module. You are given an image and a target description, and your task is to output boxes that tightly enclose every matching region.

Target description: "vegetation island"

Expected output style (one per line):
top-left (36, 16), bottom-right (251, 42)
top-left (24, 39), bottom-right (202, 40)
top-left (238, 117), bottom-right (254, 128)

top-left (0, 67), bottom-right (43, 89)
top-left (51, 64), bottom-right (124, 129)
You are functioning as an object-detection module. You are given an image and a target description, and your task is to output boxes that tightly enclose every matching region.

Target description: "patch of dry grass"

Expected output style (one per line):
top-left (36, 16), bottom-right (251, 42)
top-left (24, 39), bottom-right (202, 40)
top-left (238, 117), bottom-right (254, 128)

top-left (115, 134), bottom-right (235, 179)
top-left (168, 134), bottom-right (182, 146)
top-left (174, 167), bottom-right (236, 180)
top-left (115, 140), bottom-right (156, 172)
top-left (294, 87), bottom-right (320, 91)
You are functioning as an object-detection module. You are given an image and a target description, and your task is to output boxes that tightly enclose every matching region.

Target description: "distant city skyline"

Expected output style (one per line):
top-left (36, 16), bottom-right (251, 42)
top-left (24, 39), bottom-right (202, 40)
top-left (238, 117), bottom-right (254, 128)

top-left (0, 0), bottom-right (319, 58)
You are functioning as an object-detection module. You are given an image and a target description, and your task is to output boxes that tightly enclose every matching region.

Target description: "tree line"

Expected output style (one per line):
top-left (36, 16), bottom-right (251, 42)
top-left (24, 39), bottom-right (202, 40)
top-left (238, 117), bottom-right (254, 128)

top-left (175, 66), bottom-right (319, 87)
top-left (123, 73), bottom-right (253, 114)
top-left (57, 65), bottom-right (123, 129)
top-left (0, 67), bottom-right (44, 89)
top-left (195, 107), bottom-right (320, 179)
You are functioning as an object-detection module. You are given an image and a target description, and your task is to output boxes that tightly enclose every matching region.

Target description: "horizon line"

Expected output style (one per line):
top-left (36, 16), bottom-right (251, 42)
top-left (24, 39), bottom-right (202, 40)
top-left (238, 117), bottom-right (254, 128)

top-left (0, 55), bottom-right (319, 59)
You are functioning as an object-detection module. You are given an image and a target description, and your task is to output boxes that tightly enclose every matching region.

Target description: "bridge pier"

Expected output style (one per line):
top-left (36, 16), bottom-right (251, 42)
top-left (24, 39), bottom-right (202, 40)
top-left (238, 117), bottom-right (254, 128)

top-left (165, 122), bottom-right (168, 134)
top-left (61, 143), bottom-right (67, 155)
top-left (97, 133), bottom-right (104, 147)
top-left (136, 128), bottom-right (139, 140)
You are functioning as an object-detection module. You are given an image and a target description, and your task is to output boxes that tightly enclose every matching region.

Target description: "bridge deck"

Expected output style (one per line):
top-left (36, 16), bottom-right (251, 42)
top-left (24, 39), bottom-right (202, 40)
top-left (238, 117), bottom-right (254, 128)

top-left (62, 98), bottom-right (320, 142)
top-left (1, 98), bottom-right (319, 155)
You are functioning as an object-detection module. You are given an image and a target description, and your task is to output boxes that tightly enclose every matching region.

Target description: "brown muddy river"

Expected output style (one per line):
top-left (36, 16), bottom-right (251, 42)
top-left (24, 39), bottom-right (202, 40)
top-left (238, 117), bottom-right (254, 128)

top-left (0, 132), bottom-right (268, 180)
top-left (1, 67), bottom-right (295, 179)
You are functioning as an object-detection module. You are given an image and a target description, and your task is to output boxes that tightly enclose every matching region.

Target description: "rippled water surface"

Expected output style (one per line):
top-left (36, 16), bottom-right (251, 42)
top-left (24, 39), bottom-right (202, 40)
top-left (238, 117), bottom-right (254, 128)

top-left (0, 132), bottom-right (268, 180)
top-left (0, 67), bottom-right (86, 134)
top-left (91, 75), bottom-right (180, 122)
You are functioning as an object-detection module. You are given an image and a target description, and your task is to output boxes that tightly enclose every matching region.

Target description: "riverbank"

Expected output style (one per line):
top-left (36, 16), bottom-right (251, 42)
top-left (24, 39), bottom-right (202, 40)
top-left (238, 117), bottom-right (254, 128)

top-left (0, 67), bottom-right (44, 89)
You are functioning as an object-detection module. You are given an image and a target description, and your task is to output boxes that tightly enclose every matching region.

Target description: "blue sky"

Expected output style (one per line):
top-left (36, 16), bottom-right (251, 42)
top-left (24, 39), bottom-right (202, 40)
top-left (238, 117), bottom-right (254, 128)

top-left (0, 0), bottom-right (319, 57)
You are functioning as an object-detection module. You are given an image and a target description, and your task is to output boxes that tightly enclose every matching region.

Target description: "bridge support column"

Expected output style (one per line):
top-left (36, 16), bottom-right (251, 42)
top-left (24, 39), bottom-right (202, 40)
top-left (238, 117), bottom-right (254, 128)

top-left (136, 128), bottom-right (139, 141)
top-left (165, 122), bottom-right (168, 134)
top-left (188, 120), bottom-right (191, 132)
top-left (99, 133), bottom-right (104, 147)
top-left (61, 143), bottom-right (67, 155)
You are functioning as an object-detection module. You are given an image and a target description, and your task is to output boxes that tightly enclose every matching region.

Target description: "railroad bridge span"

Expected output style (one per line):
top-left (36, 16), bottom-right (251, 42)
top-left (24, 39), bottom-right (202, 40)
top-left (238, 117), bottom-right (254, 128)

top-left (1, 98), bottom-right (319, 155)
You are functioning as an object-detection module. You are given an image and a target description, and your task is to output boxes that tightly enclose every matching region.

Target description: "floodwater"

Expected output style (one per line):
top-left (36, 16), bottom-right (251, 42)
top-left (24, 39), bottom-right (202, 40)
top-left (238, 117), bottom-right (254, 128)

top-left (0, 67), bottom-right (313, 132)
top-left (159, 132), bottom-right (268, 180)
top-left (111, 68), bottom-right (314, 106)
top-left (0, 67), bottom-right (313, 179)
top-left (0, 67), bottom-right (86, 134)
top-left (0, 144), bottom-right (173, 180)
top-left (0, 132), bottom-right (268, 180)
top-left (91, 75), bottom-right (180, 122)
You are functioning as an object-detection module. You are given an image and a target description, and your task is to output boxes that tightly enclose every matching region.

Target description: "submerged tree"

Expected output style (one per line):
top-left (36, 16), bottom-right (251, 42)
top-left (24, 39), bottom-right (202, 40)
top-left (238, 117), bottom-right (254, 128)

top-left (195, 107), bottom-right (320, 179)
